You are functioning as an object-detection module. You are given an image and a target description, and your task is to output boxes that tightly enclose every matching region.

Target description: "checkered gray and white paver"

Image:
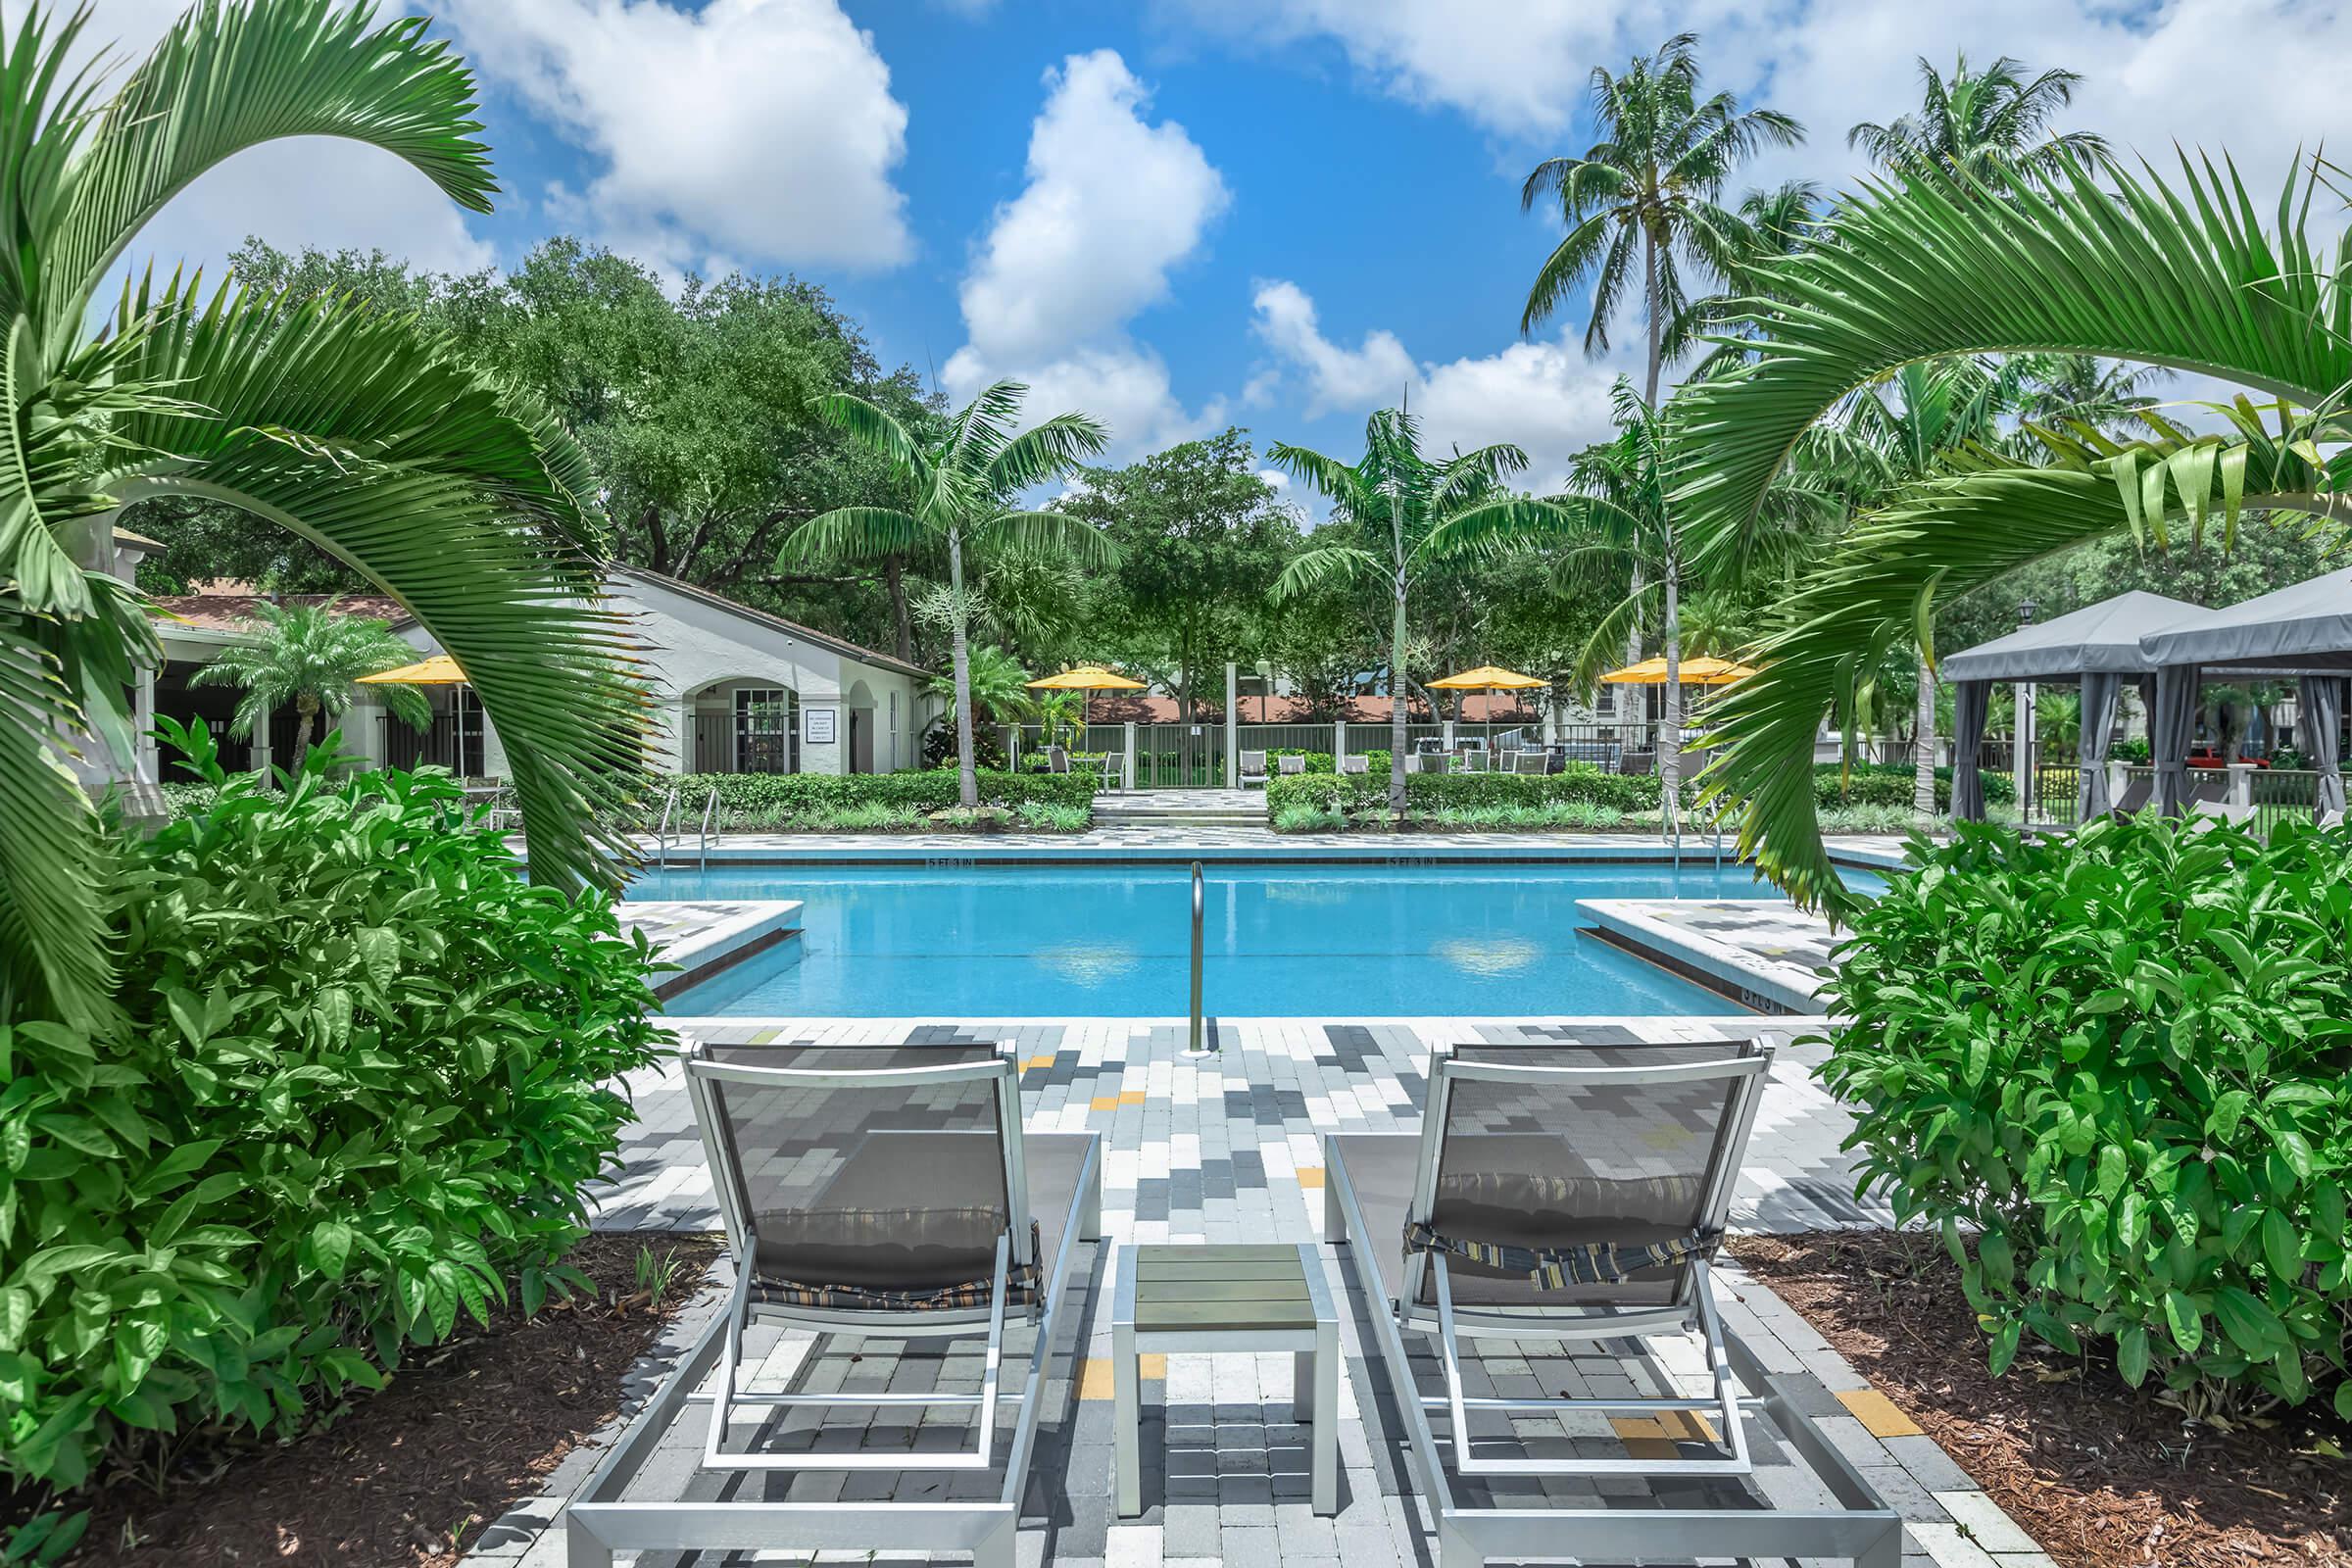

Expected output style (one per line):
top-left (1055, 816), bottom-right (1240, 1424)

top-left (460, 1015), bottom-right (2037, 1568)
top-left (1575, 900), bottom-right (1839, 1012)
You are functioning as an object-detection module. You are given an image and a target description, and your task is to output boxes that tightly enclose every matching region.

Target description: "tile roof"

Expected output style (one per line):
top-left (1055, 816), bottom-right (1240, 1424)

top-left (150, 582), bottom-right (415, 634)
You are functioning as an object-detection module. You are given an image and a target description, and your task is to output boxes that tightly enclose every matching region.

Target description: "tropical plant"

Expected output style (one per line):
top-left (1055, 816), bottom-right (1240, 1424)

top-left (1268, 409), bottom-right (1569, 815)
top-left (1035, 688), bottom-right (1084, 750)
top-left (1518, 30), bottom-right (1804, 402)
top-left (0, 1), bottom-right (650, 1031)
top-left (777, 380), bottom-right (1112, 807)
top-left (1660, 178), bottom-right (1822, 375)
top-left (1674, 152), bottom-right (2352, 908)
top-left (1820, 813), bottom-right (2352, 1418)
top-left (1847, 53), bottom-right (2111, 182)
top-left (186, 600), bottom-right (431, 762)
top-left (0, 720), bottom-right (665, 1494)
top-left (924, 642), bottom-right (1032, 729)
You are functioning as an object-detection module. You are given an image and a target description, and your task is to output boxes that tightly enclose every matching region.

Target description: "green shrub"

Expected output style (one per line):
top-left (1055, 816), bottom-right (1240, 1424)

top-left (647, 770), bottom-right (1094, 831)
top-left (1014, 802), bottom-right (1091, 832)
top-left (1265, 763), bottom-right (1657, 824)
top-left (1812, 760), bottom-right (2014, 810)
top-left (1815, 803), bottom-right (1924, 834)
top-left (1819, 814), bottom-right (2352, 1418)
top-left (1272, 802), bottom-right (1347, 833)
top-left (0, 722), bottom-right (667, 1494)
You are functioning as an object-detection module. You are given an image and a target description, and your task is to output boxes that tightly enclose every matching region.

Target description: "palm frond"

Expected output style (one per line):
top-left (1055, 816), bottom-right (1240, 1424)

top-left (776, 505), bottom-right (928, 565)
top-left (1265, 442), bottom-right (1376, 512)
top-left (970, 508), bottom-right (1120, 569)
top-left (809, 391), bottom-right (925, 483)
top-left (985, 410), bottom-right (1109, 496)
top-left (1417, 496), bottom-right (1577, 563)
top-left (1271, 545), bottom-right (1383, 602)
top-left (49, 0), bottom-right (495, 332)
top-left (0, 614), bottom-right (111, 1029)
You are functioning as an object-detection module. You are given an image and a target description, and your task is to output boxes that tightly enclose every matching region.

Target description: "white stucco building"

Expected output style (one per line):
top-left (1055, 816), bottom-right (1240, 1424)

top-left (142, 562), bottom-right (936, 782)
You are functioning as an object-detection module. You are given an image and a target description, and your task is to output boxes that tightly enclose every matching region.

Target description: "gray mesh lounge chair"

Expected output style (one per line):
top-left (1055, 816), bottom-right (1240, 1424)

top-left (1239, 749), bottom-right (1270, 788)
top-left (1510, 750), bottom-right (1548, 776)
top-left (1324, 1039), bottom-right (1898, 1566)
top-left (1339, 754), bottom-right (1370, 775)
top-left (1278, 753), bottom-right (1308, 776)
top-left (566, 1038), bottom-right (1103, 1567)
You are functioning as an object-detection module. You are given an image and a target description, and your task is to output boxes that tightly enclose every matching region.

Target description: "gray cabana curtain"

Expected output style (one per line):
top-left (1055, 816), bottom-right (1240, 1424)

top-left (2299, 674), bottom-right (2345, 817)
top-left (1951, 681), bottom-right (1989, 820)
top-left (2077, 671), bottom-right (2120, 819)
top-left (2153, 664), bottom-right (2199, 816)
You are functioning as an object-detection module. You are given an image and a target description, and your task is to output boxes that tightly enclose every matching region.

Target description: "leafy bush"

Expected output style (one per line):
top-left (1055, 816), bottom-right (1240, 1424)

top-left (1815, 803), bottom-right (1925, 834)
top-left (921, 723), bottom-right (1008, 771)
top-left (0, 723), bottom-right (666, 1494)
top-left (1272, 802), bottom-right (1347, 833)
top-left (1013, 802), bottom-right (1091, 832)
top-left (1812, 760), bottom-right (2014, 810)
top-left (1819, 814), bottom-right (2352, 1417)
top-left (1265, 763), bottom-right (1658, 824)
top-left (645, 770), bottom-right (1094, 830)
top-left (1422, 801), bottom-right (1630, 831)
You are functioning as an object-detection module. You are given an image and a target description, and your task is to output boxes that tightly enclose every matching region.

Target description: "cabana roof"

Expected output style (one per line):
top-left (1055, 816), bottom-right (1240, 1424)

top-left (2137, 567), bottom-right (2352, 674)
top-left (1940, 590), bottom-right (2204, 683)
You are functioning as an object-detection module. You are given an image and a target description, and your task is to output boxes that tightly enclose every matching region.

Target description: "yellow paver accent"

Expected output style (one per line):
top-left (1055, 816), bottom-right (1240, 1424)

top-left (1609, 1410), bottom-right (1719, 1446)
top-left (1294, 1166), bottom-right (1326, 1188)
top-left (1139, 1353), bottom-right (1167, 1379)
top-left (1089, 1095), bottom-right (1121, 1112)
top-left (1836, 1388), bottom-right (1923, 1438)
top-left (1020, 1054), bottom-right (1057, 1072)
top-left (1078, 1359), bottom-right (1114, 1400)
top-left (1117, 1089), bottom-right (1148, 1106)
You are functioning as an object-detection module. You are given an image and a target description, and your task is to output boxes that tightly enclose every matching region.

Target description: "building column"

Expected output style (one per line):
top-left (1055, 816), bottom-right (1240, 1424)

top-left (1224, 662), bottom-right (1239, 786)
top-left (1333, 719), bottom-right (1347, 764)
top-left (1122, 720), bottom-right (1137, 792)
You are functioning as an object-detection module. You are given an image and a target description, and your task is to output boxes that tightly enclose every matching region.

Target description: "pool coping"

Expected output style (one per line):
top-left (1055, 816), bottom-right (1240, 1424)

top-left (1575, 898), bottom-right (1827, 1013)
top-left (633, 836), bottom-right (1913, 871)
top-left (619, 900), bottom-right (803, 1001)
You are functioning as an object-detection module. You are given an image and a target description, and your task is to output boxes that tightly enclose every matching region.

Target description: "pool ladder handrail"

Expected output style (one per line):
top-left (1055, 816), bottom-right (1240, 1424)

top-left (1188, 860), bottom-right (1208, 1054)
top-left (697, 787), bottom-right (718, 863)
top-left (652, 784), bottom-right (680, 868)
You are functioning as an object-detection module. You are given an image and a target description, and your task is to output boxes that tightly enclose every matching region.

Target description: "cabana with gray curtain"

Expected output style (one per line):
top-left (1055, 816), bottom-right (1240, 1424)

top-left (1938, 591), bottom-right (2203, 822)
top-left (2139, 568), bottom-right (2352, 823)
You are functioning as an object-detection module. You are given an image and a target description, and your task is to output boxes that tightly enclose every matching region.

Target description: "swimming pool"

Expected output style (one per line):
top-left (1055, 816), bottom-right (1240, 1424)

top-left (635, 861), bottom-right (1823, 1017)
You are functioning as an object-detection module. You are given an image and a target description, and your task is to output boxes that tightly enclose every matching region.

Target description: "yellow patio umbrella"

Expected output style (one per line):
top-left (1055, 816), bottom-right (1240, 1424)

top-left (359, 654), bottom-right (478, 774)
top-left (1024, 663), bottom-right (1147, 732)
top-left (1428, 663), bottom-right (1546, 748)
top-left (1596, 655), bottom-right (1760, 685)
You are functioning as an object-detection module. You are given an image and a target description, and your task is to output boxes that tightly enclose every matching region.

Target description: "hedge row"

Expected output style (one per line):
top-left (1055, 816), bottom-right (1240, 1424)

top-left (1265, 763), bottom-right (1661, 818)
top-left (640, 770), bottom-right (1096, 826)
top-left (1815, 760), bottom-right (2016, 810)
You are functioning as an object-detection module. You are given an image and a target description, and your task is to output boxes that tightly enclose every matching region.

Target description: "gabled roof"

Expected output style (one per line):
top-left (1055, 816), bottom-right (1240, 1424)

top-left (612, 564), bottom-right (930, 679)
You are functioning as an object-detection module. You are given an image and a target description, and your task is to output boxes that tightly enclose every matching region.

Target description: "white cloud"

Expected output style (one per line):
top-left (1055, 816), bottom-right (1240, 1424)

top-left (15, 0), bottom-right (494, 279)
top-left (440, 0), bottom-right (911, 276)
top-left (959, 49), bottom-right (1228, 364)
top-left (1249, 280), bottom-right (1413, 416)
top-left (1249, 279), bottom-right (1634, 493)
top-left (945, 50), bottom-right (1230, 462)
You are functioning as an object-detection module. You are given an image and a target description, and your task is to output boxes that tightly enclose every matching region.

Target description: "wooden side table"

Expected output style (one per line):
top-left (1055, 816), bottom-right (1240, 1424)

top-left (1111, 1242), bottom-right (1339, 1517)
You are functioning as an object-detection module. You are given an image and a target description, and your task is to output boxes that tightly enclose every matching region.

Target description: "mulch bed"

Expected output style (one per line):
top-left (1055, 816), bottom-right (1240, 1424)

top-left (49, 1233), bottom-right (720, 1568)
top-left (1731, 1231), bottom-right (2352, 1567)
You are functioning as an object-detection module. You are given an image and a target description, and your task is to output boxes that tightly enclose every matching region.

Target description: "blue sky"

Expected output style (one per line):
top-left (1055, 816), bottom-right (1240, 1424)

top-left (60, 0), bottom-right (2349, 493)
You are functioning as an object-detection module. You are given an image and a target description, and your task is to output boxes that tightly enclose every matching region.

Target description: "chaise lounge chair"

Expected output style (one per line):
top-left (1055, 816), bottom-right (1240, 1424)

top-left (1239, 749), bottom-right (1270, 788)
top-left (1339, 754), bottom-right (1370, 775)
top-left (1278, 753), bottom-right (1308, 776)
top-left (565, 1038), bottom-right (1103, 1568)
top-left (1323, 1038), bottom-right (1899, 1567)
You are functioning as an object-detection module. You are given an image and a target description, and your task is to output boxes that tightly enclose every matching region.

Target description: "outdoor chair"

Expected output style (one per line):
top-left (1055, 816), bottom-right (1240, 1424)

top-left (1339, 755), bottom-right (1370, 775)
top-left (1618, 748), bottom-right (1656, 776)
top-left (1278, 753), bottom-right (1308, 776)
top-left (1239, 749), bottom-right (1270, 788)
top-left (565, 1038), bottom-right (1103, 1568)
top-left (1322, 1038), bottom-right (1899, 1567)
top-left (1510, 750), bottom-right (1548, 776)
top-left (1047, 744), bottom-right (1071, 774)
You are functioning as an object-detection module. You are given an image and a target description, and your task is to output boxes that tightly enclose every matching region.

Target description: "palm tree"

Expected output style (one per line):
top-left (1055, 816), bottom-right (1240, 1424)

top-left (925, 643), bottom-right (1033, 733)
top-left (1519, 32), bottom-right (1803, 406)
top-left (189, 601), bottom-right (432, 763)
top-left (777, 380), bottom-right (1111, 808)
top-left (1519, 32), bottom-right (1800, 663)
top-left (1, 2), bottom-right (649, 1030)
top-left (1270, 409), bottom-right (1569, 818)
top-left (1848, 54), bottom-right (2110, 182)
top-left (1660, 178), bottom-right (1822, 376)
top-left (1673, 151), bottom-right (2350, 908)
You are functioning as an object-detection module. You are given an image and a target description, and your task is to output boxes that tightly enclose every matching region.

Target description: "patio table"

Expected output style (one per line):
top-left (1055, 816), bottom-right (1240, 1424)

top-left (1111, 1242), bottom-right (1339, 1517)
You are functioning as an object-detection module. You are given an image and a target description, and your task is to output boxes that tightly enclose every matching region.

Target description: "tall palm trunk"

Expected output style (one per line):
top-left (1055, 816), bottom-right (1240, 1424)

top-left (293, 695), bottom-right (318, 761)
top-left (948, 528), bottom-right (978, 809)
top-left (1389, 566), bottom-right (1409, 821)
top-left (1913, 652), bottom-right (1937, 815)
top-left (886, 555), bottom-right (912, 663)
top-left (1627, 229), bottom-right (1665, 666)
top-left (1659, 545), bottom-right (1681, 835)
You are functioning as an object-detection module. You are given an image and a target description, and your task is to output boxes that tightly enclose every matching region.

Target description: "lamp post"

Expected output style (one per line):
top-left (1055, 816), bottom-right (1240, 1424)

top-left (2016, 601), bottom-right (2037, 819)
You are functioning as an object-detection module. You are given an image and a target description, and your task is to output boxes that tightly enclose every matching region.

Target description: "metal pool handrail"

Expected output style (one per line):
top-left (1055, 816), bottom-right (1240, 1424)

top-left (1188, 860), bottom-right (1207, 1054)
top-left (698, 788), bottom-right (718, 862)
top-left (653, 784), bottom-right (679, 868)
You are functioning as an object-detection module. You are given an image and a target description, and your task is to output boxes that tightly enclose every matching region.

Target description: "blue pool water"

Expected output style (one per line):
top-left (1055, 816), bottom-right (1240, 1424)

top-left (635, 861), bottom-right (1830, 1017)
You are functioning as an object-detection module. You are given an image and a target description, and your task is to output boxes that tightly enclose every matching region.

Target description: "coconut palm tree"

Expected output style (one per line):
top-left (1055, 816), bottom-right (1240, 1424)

top-left (1848, 54), bottom-right (2110, 182)
top-left (189, 600), bottom-right (432, 763)
top-left (777, 380), bottom-right (1111, 808)
top-left (1660, 178), bottom-right (1822, 376)
top-left (1519, 32), bottom-right (1800, 664)
top-left (0, 1), bottom-right (650, 1029)
top-left (1269, 409), bottom-right (1570, 818)
top-left (1673, 151), bottom-right (2351, 908)
top-left (1519, 32), bottom-right (1803, 405)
